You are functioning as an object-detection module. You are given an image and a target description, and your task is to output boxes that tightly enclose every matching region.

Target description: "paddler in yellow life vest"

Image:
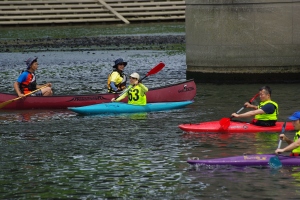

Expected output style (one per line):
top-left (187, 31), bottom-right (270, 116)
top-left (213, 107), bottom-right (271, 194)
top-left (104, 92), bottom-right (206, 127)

top-left (275, 111), bottom-right (300, 156)
top-left (107, 58), bottom-right (127, 93)
top-left (231, 86), bottom-right (278, 126)
top-left (111, 72), bottom-right (148, 105)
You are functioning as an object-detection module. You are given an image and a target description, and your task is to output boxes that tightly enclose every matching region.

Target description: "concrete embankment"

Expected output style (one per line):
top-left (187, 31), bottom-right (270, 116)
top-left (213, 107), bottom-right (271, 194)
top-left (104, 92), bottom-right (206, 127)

top-left (0, 35), bottom-right (185, 52)
top-left (185, 0), bottom-right (300, 83)
top-left (0, 0), bottom-right (185, 26)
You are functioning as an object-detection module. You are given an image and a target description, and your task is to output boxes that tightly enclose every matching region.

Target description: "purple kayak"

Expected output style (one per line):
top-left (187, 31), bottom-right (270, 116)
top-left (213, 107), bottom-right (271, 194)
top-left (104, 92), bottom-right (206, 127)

top-left (187, 154), bottom-right (300, 167)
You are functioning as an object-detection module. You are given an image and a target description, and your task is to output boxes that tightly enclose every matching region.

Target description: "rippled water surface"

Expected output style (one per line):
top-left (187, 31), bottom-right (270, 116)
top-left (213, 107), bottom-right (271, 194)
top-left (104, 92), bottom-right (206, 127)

top-left (1, 50), bottom-right (300, 199)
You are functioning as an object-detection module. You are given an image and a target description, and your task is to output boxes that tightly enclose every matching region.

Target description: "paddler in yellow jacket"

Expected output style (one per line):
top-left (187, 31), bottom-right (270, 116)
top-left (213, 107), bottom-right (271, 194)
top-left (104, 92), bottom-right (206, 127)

top-left (275, 111), bottom-right (300, 156)
top-left (107, 58), bottom-right (127, 93)
top-left (231, 86), bottom-right (278, 126)
top-left (111, 72), bottom-right (148, 105)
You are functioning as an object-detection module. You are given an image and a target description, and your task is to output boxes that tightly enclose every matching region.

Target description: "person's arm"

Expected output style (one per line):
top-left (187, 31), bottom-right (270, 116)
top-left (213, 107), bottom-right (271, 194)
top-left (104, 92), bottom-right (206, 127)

top-left (138, 83), bottom-right (148, 93)
top-left (275, 138), bottom-right (300, 154)
top-left (232, 109), bottom-right (265, 118)
top-left (114, 92), bottom-right (127, 102)
top-left (13, 82), bottom-right (24, 97)
top-left (279, 134), bottom-right (293, 145)
top-left (110, 82), bottom-right (118, 92)
top-left (111, 86), bottom-right (131, 102)
top-left (14, 72), bottom-right (28, 97)
top-left (109, 72), bottom-right (121, 92)
top-left (244, 102), bottom-right (258, 110)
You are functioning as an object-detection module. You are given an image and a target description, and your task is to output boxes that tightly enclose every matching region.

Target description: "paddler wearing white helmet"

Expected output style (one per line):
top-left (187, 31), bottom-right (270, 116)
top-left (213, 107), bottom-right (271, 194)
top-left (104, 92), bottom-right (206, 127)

top-left (111, 72), bottom-right (148, 105)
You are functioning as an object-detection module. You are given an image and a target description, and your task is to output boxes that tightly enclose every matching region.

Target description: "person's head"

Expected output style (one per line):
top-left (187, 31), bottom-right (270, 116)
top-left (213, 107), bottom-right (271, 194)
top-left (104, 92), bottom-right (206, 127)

top-left (113, 58), bottom-right (127, 71)
top-left (25, 57), bottom-right (38, 71)
top-left (129, 72), bottom-right (140, 84)
top-left (288, 111), bottom-right (300, 130)
top-left (259, 86), bottom-right (272, 101)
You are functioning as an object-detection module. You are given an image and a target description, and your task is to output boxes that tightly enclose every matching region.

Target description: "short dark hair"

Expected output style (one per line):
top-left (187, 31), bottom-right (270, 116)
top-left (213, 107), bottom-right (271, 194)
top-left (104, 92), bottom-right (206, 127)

top-left (259, 86), bottom-right (272, 96)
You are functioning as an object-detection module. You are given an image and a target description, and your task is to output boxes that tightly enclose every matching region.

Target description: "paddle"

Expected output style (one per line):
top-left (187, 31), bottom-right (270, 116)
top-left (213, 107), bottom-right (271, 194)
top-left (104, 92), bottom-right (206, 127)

top-left (0, 85), bottom-right (48, 109)
top-left (115, 62), bottom-right (165, 101)
top-left (219, 92), bottom-right (260, 130)
top-left (269, 121), bottom-right (286, 169)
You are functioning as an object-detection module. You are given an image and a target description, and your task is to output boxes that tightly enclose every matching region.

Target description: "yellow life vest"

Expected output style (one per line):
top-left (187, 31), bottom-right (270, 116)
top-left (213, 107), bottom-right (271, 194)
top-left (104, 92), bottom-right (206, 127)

top-left (107, 70), bottom-right (127, 93)
top-left (254, 100), bottom-right (278, 121)
top-left (292, 130), bottom-right (300, 154)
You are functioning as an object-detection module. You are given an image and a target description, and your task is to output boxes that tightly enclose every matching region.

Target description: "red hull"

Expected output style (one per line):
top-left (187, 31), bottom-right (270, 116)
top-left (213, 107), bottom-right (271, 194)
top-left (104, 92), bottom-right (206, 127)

top-left (0, 80), bottom-right (196, 110)
top-left (179, 121), bottom-right (295, 133)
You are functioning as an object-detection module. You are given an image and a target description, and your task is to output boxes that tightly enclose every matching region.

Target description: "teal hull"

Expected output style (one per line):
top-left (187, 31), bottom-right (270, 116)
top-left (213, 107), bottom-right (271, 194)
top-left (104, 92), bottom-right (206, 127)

top-left (68, 101), bottom-right (193, 115)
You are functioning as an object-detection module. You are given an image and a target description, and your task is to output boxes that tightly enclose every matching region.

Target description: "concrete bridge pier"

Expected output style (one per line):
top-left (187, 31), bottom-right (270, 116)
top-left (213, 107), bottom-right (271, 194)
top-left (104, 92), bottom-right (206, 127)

top-left (185, 0), bottom-right (300, 83)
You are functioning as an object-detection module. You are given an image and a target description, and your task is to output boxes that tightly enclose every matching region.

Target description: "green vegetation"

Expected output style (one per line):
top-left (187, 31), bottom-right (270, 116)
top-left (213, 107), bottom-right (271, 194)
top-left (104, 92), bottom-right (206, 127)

top-left (0, 22), bottom-right (185, 53)
top-left (0, 22), bottom-right (185, 40)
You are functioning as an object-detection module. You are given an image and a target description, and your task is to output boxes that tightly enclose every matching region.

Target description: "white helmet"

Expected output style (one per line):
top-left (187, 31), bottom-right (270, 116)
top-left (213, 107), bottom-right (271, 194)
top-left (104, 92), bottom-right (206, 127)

top-left (130, 72), bottom-right (140, 80)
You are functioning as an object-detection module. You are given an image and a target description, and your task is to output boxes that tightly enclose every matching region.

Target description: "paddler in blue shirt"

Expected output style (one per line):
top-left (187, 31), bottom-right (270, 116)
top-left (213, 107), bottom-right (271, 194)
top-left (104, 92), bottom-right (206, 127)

top-left (14, 57), bottom-right (53, 97)
top-left (231, 86), bottom-right (278, 126)
top-left (275, 111), bottom-right (300, 156)
top-left (111, 72), bottom-right (148, 105)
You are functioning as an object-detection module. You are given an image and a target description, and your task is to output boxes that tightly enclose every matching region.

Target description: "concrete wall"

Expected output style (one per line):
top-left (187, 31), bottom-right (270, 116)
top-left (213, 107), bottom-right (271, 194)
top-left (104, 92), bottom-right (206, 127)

top-left (0, 0), bottom-right (185, 25)
top-left (186, 0), bottom-right (300, 83)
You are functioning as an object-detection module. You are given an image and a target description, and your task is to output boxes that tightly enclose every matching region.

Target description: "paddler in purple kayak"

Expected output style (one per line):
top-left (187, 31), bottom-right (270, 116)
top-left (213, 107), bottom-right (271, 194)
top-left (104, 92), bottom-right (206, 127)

top-left (275, 111), bottom-right (300, 156)
top-left (231, 86), bottom-right (278, 126)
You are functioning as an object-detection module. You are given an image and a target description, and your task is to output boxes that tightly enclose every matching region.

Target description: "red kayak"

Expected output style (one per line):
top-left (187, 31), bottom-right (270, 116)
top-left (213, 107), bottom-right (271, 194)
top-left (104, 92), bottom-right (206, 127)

top-left (179, 121), bottom-right (294, 133)
top-left (0, 80), bottom-right (196, 110)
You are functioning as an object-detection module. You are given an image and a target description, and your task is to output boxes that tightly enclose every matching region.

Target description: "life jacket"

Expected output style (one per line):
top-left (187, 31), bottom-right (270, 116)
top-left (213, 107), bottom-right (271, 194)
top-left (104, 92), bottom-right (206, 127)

top-left (19, 70), bottom-right (37, 94)
top-left (107, 69), bottom-right (127, 93)
top-left (127, 84), bottom-right (147, 105)
top-left (254, 100), bottom-right (278, 121)
top-left (292, 130), bottom-right (300, 154)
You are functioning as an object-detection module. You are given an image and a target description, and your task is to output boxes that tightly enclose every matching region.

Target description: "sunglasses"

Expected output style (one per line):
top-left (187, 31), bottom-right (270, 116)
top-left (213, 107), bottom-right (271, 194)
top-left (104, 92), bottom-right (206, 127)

top-left (130, 77), bottom-right (137, 79)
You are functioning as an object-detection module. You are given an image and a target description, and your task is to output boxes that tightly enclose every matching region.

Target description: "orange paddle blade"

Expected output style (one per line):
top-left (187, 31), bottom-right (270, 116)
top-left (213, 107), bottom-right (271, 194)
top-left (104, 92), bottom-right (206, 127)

top-left (219, 117), bottom-right (231, 130)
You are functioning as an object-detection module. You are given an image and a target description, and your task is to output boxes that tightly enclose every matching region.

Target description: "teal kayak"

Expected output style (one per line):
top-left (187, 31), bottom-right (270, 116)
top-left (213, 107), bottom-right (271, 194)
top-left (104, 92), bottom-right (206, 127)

top-left (68, 101), bottom-right (193, 115)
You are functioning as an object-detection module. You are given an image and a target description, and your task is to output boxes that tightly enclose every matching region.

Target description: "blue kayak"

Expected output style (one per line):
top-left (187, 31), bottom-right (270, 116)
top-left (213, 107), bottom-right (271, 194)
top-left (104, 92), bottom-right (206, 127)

top-left (68, 101), bottom-right (193, 115)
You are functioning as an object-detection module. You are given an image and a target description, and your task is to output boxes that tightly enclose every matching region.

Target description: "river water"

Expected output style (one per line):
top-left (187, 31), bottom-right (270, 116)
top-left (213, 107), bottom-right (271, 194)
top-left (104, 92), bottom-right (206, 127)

top-left (0, 50), bottom-right (300, 199)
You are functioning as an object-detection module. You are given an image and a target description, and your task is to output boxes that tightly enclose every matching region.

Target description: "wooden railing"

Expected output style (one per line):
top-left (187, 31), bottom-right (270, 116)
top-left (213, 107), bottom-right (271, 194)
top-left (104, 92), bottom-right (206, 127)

top-left (0, 0), bottom-right (185, 25)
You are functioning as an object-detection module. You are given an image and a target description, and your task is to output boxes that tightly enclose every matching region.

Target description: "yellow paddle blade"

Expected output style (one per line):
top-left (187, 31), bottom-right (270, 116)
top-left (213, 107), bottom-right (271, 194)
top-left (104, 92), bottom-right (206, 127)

top-left (0, 85), bottom-right (48, 109)
top-left (0, 98), bottom-right (18, 109)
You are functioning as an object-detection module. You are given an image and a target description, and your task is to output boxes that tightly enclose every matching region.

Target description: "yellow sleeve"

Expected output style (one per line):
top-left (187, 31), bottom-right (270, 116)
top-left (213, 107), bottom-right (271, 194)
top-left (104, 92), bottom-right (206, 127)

top-left (139, 83), bottom-right (148, 93)
top-left (110, 72), bottom-right (122, 84)
top-left (115, 85), bottom-right (132, 102)
top-left (115, 92), bottom-right (127, 102)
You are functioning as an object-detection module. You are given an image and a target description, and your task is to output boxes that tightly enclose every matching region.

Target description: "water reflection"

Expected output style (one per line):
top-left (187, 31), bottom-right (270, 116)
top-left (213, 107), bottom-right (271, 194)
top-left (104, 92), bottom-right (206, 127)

top-left (78, 112), bottom-right (148, 120)
top-left (0, 110), bottom-right (74, 124)
top-left (1, 50), bottom-right (300, 198)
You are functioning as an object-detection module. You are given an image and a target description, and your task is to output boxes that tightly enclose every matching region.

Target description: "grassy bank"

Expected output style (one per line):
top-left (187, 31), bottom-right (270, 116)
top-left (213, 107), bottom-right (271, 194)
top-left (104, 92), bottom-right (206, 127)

top-left (0, 22), bottom-right (185, 40)
top-left (0, 22), bottom-right (185, 52)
